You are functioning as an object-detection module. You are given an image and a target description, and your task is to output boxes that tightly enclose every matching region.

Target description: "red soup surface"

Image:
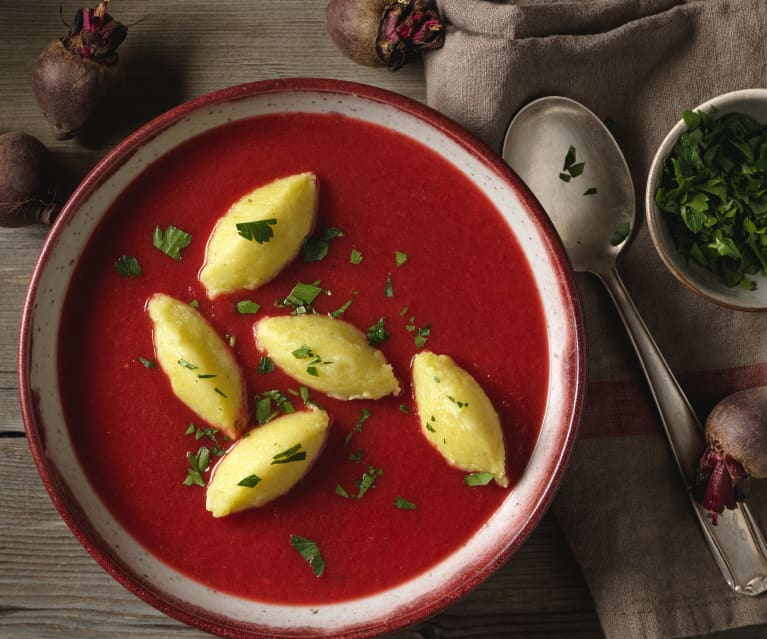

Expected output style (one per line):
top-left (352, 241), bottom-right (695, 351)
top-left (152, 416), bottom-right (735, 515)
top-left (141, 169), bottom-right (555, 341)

top-left (59, 112), bottom-right (549, 605)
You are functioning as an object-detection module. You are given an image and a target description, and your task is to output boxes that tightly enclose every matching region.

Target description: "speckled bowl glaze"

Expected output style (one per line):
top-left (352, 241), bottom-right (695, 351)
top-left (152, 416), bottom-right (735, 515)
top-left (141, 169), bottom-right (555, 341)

top-left (18, 79), bottom-right (584, 639)
top-left (646, 88), bottom-right (767, 310)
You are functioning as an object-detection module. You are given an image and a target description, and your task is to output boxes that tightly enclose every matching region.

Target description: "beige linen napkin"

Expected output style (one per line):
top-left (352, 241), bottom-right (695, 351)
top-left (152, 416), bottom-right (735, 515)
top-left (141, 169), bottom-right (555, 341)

top-left (424, 1), bottom-right (767, 637)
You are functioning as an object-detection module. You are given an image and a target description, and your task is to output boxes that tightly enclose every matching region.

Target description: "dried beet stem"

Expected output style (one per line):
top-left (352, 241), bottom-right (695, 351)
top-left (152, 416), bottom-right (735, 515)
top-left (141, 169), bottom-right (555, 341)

top-left (694, 386), bottom-right (767, 523)
top-left (326, 0), bottom-right (445, 71)
top-left (376, 0), bottom-right (445, 70)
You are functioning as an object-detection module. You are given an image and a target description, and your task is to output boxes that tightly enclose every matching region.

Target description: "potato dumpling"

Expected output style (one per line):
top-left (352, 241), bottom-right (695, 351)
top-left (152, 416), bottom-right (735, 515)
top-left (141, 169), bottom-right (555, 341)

top-left (147, 293), bottom-right (246, 440)
top-left (206, 408), bottom-right (330, 517)
top-left (412, 351), bottom-right (508, 487)
top-left (254, 314), bottom-right (400, 400)
top-left (199, 173), bottom-right (318, 298)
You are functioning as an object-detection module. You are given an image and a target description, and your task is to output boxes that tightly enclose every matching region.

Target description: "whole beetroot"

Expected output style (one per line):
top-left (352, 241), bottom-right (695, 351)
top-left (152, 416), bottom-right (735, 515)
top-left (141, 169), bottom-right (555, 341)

top-left (0, 132), bottom-right (59, 227)
top-left (695, 386), bottom-right (767, 523)
top-left (326, 0), bottom-right (445, 71)
top-left (33, 1), bottom-right (128, 139)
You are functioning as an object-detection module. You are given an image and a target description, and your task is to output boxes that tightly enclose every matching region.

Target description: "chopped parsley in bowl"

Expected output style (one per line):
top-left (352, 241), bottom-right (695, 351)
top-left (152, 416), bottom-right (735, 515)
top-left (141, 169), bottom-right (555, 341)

top-left (646, 88), bottom-right (767, 310)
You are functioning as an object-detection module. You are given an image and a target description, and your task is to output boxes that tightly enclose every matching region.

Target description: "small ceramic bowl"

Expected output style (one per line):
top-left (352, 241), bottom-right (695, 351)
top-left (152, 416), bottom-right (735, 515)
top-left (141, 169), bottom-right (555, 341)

top-left (18, 79), bottom-right (585, 638)
top-left (646, 88), bottom-right (767, 310)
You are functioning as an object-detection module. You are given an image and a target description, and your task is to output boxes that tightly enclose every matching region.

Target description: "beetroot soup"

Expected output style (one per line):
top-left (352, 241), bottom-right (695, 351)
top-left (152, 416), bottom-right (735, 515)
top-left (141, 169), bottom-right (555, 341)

top-left (59, 112), bottom-right (549, 605)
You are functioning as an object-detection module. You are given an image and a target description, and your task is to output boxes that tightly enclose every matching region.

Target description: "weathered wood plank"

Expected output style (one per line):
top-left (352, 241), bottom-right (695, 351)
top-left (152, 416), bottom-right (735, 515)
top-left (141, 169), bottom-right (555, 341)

top-left (0, 225), bottom-right (48, 434)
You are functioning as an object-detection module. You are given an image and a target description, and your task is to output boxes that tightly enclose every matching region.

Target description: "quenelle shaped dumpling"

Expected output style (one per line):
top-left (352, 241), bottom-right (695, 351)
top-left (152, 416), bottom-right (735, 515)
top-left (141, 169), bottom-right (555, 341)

top-left (206, 408), bottom-right (330, 517)
top-left (147, 293), bottom-right (247, 440)
top-left (412, 351), bottom-right (508, 487)
top-left (254, 314), bottom-right (400, 400)
top-left (199, 173), bottom-right (318, 298)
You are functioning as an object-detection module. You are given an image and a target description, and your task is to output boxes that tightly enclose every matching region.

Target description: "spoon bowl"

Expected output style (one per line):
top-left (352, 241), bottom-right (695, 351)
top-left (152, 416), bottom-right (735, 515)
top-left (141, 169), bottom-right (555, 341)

top-left (503, 96), bottom-right (767, 596)
top-left (502, 97), bottom-right (634, 273)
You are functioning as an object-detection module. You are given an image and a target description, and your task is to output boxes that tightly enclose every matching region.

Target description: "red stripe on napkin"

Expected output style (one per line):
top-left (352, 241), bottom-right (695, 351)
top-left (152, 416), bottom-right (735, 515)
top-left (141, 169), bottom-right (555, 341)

top-left (581, 361), bottom-right (767, 439)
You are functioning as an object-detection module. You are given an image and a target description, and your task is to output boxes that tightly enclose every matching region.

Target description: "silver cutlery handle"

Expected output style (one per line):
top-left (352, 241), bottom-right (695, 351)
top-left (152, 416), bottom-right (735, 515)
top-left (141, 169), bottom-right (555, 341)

top-left (597, 265), bottom-right (767, 595)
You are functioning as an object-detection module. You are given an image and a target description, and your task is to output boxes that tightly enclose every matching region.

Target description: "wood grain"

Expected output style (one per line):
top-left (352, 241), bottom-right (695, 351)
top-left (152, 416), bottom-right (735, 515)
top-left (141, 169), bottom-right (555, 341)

top-left (1, 2), bottom-right (766, 638)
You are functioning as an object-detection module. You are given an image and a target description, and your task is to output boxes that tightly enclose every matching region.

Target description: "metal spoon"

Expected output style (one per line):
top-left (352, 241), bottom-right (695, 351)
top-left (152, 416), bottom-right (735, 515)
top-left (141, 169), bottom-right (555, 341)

top-left (503, 96), bottom-right (767, 596)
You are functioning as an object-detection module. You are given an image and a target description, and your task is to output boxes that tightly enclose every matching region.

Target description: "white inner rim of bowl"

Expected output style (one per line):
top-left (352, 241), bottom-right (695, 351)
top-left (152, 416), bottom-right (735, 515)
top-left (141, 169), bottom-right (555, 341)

top-left (28, 88), bottom-right (577, 634)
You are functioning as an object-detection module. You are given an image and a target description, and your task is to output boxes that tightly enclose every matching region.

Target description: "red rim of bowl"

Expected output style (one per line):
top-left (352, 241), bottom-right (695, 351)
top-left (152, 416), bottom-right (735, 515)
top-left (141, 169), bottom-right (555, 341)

top-left (18, 78), bottom-right (585, 638)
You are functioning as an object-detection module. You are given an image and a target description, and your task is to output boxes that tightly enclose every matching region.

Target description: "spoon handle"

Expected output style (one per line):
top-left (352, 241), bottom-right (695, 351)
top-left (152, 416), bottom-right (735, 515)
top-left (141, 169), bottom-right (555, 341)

top-left (598, 265), bottom-right (767, 596)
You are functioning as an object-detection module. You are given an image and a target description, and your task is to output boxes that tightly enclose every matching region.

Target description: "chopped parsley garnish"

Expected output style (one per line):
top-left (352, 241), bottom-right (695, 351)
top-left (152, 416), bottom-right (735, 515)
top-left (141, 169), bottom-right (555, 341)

top-left (189, 299), bottom-right (200, 308)
top-left (464, 472), bottom-right (495, 486)
top-left (277, 281), bottom-right (323, 314)
top-left (350, 249), bottom-right (363, 264)
top-left (197, 373), bottom-right (217, 379)
top-left (255, 395), bottom-right (276, 424)
top-left (183, 446), bottom-right (210, 487)
top-left (335, 483), bottom-right (350, 498)
top-left (349, 447), bottom-right (364, 463)
top-left (654, 109), bottom-right (767, 288)
top-left (289, 385), bottom-right (322, 410)
top-left (404, 311), bottom-right (431, 349)
top-left (115, 255), bottom-right (142, 277)
top-left (563, 145), bottom-right (576, 170)
top-left (257, 356), bottom-right (274, 374)
top-left (583, 187), bottom-right (598, 196)
top-left (292, 344), bottom-right (315, 359)
top-left (414, 324), bottom-right (431, 349)
top-left (236, 219), bottom-right (277, 243)
top-left (610, 221), bottom-right (631, 246)
top-left (559, 145), bottom-right (585, 182)
top-left (185, 423), bottom-right (219, 442)
top-left (384, 274), bottom-right (394, 297)
top-left (395, 496), bottom-right (417, 510)
top-left (568, 161), bottom-right (585, 177)
top-left (254, 389), bottom-right (295, 424)
top-left (214, 387), bottom-right (227, 398)
top-left (344, 408), bottom-right (372, 448)
top-left (178, 359), bottom-right (197, 370)
top-left (236, 299), bottom-right (261, 314)
top-left (395, 251), bottom-right (408, 267)
top-left (291, 344), bottom-right (331, 376)
top-left (447, 395), bottom-right (469, 408)
top-left (237, 474), bottom-right (261, 488)
top-left (290, 535), bottom-right (325, 577)
top-left (356, 465), bottom-right (383, 499)
top-left (365, 317), bottom-right (389, 345)
top-left (153, 225), bottom-right (192, 260)
top-left (329, 298), bottom-right (353, 318)
top-left (303, 227), bottom-right (344, 262)
top-left (138, 356), bottom-right (156, 368)
top-left (399, 404), bottom-right (410, 414)
top-left (271, 443), bottom-right (307, 464)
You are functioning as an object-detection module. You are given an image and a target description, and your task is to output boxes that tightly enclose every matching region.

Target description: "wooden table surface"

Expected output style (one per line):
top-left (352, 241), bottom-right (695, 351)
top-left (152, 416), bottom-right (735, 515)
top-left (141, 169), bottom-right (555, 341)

top-left (1, 2), bottom-right (765, 638)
